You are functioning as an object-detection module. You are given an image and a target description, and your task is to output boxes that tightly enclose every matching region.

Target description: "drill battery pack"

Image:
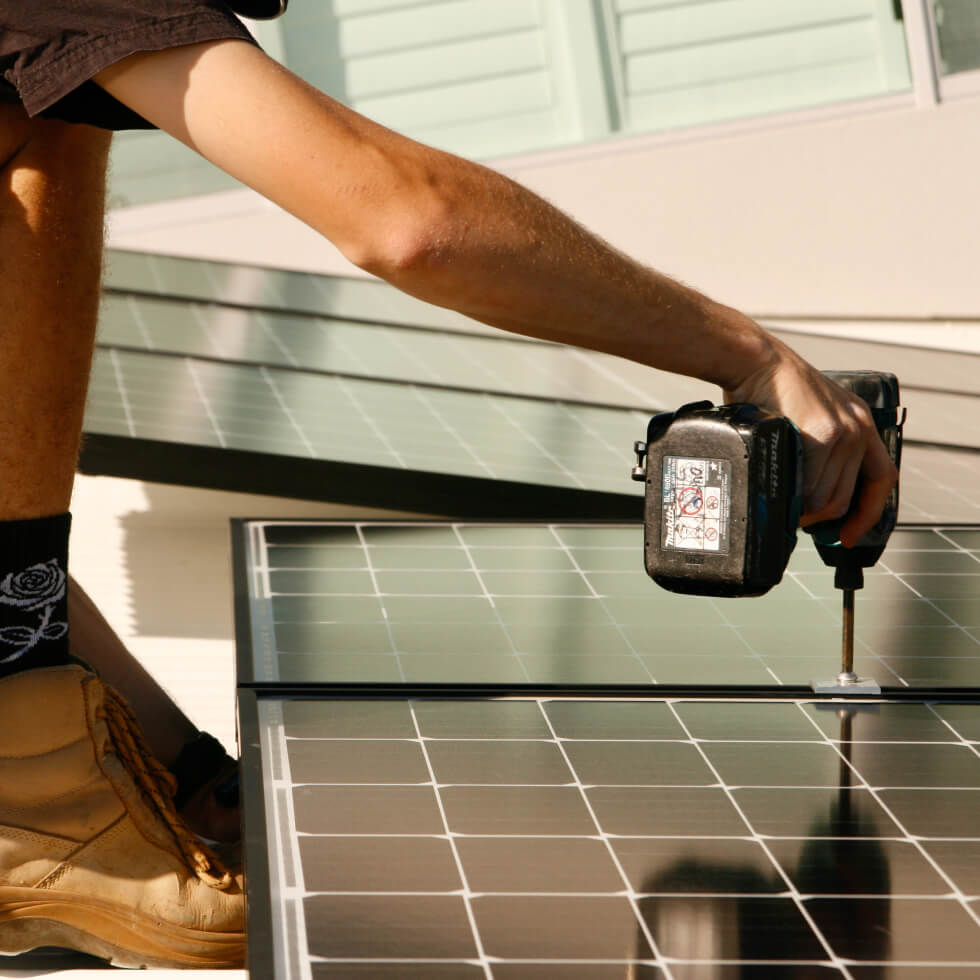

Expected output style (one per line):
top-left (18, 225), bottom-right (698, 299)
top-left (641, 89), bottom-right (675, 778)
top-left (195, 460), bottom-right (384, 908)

top-left (632, 401), bottom-right (804, 597)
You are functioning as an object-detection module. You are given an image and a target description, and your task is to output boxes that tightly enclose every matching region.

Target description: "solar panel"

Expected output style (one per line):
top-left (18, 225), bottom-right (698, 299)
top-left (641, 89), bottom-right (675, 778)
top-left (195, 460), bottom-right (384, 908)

top-left (239, 689), bottom-right (980, 979)
top-left (80, 348), bottom-right (647, 516)
top-left (81, 345), bottom-right (980, 520)
top-left (233, 521), bottom-right (980, 692)
top-left (104, 248), bottom-right (502, 335)
top-left (95, 291), bottom-right (696, 411)
top-left (101, 250), bottom-right (980, 450)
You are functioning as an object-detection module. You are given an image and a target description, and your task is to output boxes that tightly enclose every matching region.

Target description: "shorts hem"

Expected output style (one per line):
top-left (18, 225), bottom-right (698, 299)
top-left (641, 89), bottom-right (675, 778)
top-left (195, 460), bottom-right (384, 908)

top-left (16, 11), bottom-right (254, 118)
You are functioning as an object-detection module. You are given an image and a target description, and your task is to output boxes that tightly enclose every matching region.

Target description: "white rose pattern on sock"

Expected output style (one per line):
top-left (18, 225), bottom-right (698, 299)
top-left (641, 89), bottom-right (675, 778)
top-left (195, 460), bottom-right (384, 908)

top-left (0, 559), bottom-right (69, 661)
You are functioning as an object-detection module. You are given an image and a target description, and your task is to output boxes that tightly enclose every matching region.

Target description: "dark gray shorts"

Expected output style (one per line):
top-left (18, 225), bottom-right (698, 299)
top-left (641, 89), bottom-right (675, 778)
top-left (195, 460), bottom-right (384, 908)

top-left (0, 1), bottom-right (256, 130)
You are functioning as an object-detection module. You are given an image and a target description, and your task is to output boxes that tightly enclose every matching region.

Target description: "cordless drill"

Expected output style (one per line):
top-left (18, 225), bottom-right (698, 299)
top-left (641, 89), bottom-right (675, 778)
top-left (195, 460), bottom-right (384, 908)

top-left (631, 371), bottom-right (904, 691)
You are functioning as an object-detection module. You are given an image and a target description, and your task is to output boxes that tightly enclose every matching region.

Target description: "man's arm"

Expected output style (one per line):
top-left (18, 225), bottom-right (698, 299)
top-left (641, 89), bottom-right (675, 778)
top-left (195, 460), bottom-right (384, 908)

top-left (95, 40), bottom-right (895, 544)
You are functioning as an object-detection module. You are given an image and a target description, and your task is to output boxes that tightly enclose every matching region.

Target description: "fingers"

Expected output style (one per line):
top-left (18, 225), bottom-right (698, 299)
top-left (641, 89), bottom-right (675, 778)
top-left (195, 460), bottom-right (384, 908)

top-left (839, 436), bottom-right (898, 547)
top-left (798, 396), bottom-right (870, 525)
top-left (716, 339), bottom-right (897, 545)
top-left (800, 430), bottom-right (864, 527)
top-left (796, 389), bottom-right (897, 544)
top-left (799, 419), bottom-right (897, 545)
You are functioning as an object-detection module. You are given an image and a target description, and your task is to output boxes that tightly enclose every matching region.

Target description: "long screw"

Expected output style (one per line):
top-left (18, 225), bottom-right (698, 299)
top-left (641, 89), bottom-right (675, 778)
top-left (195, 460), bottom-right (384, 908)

top-left (837, 588), bottom-right (857, 685)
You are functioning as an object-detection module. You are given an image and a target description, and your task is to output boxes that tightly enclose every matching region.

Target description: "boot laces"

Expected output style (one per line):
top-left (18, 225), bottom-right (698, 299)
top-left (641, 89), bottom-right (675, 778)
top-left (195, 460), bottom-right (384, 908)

top-left (97, 683), bottom-right (233, 890)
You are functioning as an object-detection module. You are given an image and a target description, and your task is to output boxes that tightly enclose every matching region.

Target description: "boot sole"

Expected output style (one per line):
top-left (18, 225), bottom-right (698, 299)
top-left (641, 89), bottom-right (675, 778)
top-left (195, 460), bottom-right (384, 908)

top-left (0, 888), bottom-right (244, 968)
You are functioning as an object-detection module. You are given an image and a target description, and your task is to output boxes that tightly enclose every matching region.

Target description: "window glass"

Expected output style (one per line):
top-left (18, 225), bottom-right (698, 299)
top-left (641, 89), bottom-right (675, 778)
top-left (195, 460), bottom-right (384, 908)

top-left (933, 0), bottom-right (980, 75)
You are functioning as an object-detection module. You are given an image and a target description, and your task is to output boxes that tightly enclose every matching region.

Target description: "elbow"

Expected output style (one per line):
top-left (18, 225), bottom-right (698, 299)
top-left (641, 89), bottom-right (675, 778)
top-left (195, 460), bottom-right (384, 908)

top-left (349, 215), bottom-right (455, 285)
top-left (339, 171), bottom-right (461, 286)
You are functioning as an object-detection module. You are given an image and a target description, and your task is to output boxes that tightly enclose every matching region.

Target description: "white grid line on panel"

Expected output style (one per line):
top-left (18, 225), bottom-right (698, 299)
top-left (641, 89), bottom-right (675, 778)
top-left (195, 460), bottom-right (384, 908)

top-left (261, 366), bottom-right (318, 458)
top-left (534, 699), bottom-right (674, 978)
top-left (183, 356), bottom-right (228, 447)
top-left (407, 702), bottom-right (495, 980)
top-left (546, 524), bottom-right (658, 684)
top-left (107, 348), bottom-right (137, 438)
top-left (482, 395), bottom-right (588, 489)
top-left (408, 387), bottom-right (498, 478)
top-left (451, 524), bottom-right (534, 684)
top-left (665, 701), bottom-right (854, 978)
top-left (257, 313), bottom-right (301, 367)
top-left (126, 295), bottom-right (156, 350)
top-left (357, 523), bottom-right (408, 683)
top-left (261, 700), bottom-right (314, 980)
top-left (334, 375), bottom-right (410, 469)
top-left (796, 701), bottom-right (980, 936)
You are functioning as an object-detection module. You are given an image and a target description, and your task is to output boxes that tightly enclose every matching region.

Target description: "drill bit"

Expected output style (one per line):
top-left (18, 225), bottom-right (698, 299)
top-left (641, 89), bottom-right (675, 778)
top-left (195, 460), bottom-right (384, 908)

top-left (837, 587), bottom-right (857, 686)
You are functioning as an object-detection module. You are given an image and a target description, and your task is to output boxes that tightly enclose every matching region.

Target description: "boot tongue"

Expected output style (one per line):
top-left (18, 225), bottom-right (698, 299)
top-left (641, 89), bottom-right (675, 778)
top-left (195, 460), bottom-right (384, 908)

top-left (97, 682), bottom-right (233, 890)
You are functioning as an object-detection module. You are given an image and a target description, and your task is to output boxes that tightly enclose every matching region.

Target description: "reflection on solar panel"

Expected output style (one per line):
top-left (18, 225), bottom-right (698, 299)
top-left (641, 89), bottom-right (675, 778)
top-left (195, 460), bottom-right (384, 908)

top-left (240, 690), bottom-right (980, 979)
top-left (104, 248), bottom-right (508, 335)
top-left (105, 251), bottom-right (980, 977)
top-left (103, 249), bottom-right (980, 449)
top-left (81, 344), bottom-right (980, 520)
top-left (96, 291), bottom-right (695, 410)
top-left (93, 250), bottom-right (980, 514)
top-left (81, 348), bottom-right (648, 516)
top-left (235, 522), bottom-right (980, 692)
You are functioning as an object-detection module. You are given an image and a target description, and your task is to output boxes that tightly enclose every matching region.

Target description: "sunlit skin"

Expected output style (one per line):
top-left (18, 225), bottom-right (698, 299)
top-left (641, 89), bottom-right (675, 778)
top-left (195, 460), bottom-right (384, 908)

top-left (95, 40), bottom-right (895, 546)
top-left (0, 106), bottom-right (108, 520)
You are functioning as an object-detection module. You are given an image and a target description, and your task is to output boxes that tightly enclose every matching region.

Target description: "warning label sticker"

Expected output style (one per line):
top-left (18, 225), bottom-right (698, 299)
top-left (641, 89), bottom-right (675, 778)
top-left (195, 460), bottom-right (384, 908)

top-left (661, 455), bottom-right (731, 553)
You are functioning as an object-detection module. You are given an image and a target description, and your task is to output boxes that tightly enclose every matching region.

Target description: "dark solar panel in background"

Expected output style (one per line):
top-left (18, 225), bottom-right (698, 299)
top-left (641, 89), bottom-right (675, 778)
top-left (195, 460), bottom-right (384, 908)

top-left (90, 251), bottom-right (980, 513)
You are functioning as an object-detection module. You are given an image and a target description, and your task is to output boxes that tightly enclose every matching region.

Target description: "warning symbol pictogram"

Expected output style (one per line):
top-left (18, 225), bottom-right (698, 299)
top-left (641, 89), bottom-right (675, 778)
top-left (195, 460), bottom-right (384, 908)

top-left (678, 486), bottom-right (703, 516)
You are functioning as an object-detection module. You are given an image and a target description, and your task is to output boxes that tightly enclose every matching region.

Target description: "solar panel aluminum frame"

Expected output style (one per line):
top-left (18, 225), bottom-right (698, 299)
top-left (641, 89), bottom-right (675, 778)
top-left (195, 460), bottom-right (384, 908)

top-left (238, 688), bottom-right (288, 980)
top-left (80, 434), bottom-right (643, 520)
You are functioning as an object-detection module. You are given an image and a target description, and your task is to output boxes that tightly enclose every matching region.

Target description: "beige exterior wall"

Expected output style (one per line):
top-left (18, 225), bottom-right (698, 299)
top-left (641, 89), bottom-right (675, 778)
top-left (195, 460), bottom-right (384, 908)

top-left (501, 94), bottom-right (980, 319)
top-left (108, 92), bottom-right (980, 320)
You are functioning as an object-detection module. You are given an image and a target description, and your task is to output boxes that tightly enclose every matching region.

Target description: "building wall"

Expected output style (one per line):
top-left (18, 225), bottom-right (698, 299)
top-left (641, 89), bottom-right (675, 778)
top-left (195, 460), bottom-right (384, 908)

top-left (501, 93), bottom-right (980, 318)
top-left (109, 88), bottom-right (980, 320)
top-left (106, 0), bottom-right (980, 320)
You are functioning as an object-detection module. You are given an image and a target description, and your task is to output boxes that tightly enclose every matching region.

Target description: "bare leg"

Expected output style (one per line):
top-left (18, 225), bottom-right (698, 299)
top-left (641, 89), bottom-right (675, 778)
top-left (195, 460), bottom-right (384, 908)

top-left (0, 106), bottom-right (108, 519)
top-left (0, 109), bottom-right (171, 730)
top-left (0, 106), bottom-right (236, 837)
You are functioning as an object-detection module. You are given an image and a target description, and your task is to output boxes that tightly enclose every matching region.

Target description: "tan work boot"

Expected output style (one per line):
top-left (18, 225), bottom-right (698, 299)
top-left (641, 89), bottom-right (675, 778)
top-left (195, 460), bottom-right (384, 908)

top-left (0, 665), bottom-right (244, 968)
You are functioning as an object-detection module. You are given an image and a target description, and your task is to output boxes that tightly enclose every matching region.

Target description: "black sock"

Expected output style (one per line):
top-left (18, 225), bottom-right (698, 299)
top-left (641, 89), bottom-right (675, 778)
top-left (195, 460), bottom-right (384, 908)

top-left (0, 513), bottom-right (72, 677)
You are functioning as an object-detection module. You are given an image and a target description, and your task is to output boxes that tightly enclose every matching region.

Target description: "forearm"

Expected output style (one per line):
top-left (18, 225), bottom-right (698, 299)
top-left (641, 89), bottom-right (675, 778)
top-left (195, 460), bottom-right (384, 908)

top-left (373, 155), bottom-right (776, 392)
top-left (96, 41), bottom-right (774, 392)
